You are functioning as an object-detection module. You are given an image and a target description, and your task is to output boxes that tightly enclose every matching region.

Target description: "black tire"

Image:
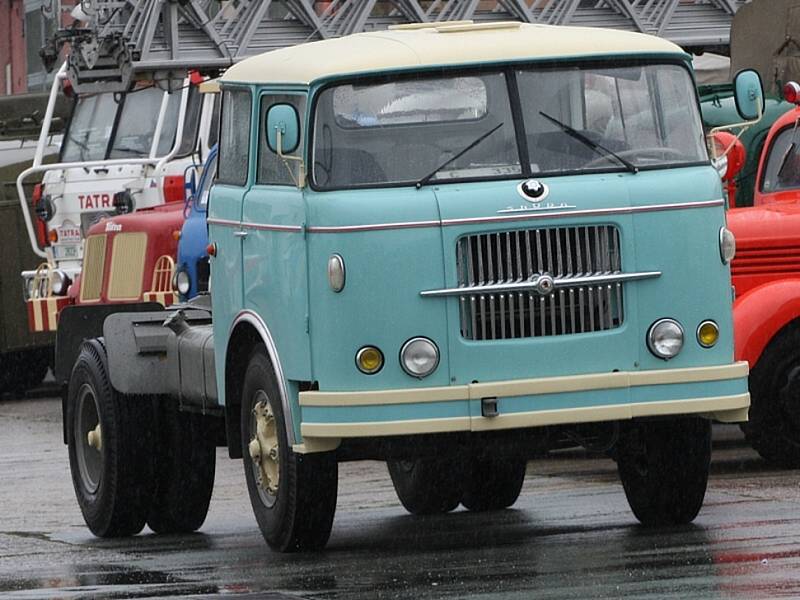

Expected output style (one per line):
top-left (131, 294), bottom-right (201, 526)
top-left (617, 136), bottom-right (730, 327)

top-left (147, 399), bottom-right (216, 534)
top-left (744, 324), bottom-right (800, 467)
top-left (387, 458), bottom-right (464, 515)
top-left (241, 346), bottom-right (338, 552)
top-left (616, 417), bottom-right (711, 526)
top-left (66, 340), bottom-right (153, 537)
top-left (461, 457), bottom-right (526, 512)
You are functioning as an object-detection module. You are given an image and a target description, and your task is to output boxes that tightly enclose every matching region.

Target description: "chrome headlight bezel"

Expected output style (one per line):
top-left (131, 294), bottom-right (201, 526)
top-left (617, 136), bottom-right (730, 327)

top-left (647, 318), bottom-right (685, 360)
top-left (400, 337), bottom-right (440, 379)
top-left (719, 227), bottom-right (736, 264)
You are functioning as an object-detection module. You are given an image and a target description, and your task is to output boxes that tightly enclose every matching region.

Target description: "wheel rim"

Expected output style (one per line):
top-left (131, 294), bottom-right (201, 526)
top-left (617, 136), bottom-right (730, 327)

top-left (248, 390), bottom-right (280, 508)
top-left (75, 383), bottom-right (103, 494)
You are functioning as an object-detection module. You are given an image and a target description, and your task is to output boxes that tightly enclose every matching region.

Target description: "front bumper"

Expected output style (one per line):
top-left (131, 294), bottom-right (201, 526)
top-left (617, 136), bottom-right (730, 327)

top-left (295, 362), bottom-right (750, 452)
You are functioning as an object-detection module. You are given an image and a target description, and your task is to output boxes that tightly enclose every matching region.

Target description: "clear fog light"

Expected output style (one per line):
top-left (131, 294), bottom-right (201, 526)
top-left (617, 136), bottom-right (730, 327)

top-left (720, 227), bottom-right (736, 264)
top-left (400, 337), bottom-right (439, 378)
top-left (356, 346), bottom-right (384, 374)
top-left (697, 320), bottom-right (720, 348)
top-left (647, 319), bottom-right (684, 360)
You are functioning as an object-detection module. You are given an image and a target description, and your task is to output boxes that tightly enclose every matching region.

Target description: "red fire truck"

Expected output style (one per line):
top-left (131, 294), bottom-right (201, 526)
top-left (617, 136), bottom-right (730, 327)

top-left (729, 82), bottom-right (800, 466)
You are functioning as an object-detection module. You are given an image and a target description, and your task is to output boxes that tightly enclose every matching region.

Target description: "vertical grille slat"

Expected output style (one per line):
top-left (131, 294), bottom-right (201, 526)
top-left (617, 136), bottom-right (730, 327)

top-left (457, 225), bottom-right (625, 340)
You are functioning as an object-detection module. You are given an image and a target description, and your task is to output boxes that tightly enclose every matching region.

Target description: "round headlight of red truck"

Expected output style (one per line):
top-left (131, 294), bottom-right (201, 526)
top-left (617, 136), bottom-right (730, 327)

top-left (719, 227), bottom-right (736, 264)
top-left (647, 319), bottom-right (684, 360)
top-left (173, 269), bottom-right (191, 296)
top-left (400, 337), bottom-right (439, 378)
top-left (50, 270), bottom-right (71, 296)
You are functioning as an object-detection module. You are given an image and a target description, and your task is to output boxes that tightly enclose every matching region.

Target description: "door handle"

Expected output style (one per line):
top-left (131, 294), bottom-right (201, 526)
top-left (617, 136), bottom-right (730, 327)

top-left (233, 230), bottom-right (248, 239)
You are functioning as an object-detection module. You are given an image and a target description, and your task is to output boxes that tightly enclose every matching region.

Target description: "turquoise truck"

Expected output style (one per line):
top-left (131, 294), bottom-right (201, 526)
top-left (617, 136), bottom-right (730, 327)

top-left (64, 22), bottom-right (752, 552)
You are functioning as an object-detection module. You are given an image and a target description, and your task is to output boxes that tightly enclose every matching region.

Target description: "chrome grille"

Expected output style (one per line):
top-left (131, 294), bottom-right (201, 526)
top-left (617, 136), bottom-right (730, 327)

top-left (457, 225), bottom-right (624, 340)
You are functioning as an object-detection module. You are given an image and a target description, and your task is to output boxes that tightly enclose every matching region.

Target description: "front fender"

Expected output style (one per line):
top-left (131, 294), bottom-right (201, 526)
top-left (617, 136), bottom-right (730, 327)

top-left (734, 279), bottom-right (800, 367)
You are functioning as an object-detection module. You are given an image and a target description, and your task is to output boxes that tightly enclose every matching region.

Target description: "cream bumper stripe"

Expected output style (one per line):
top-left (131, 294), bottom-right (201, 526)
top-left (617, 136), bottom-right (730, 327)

top-left (300, 393), bottom-right (750, 438)
top-left (299, 362), bottom-right (749, 407)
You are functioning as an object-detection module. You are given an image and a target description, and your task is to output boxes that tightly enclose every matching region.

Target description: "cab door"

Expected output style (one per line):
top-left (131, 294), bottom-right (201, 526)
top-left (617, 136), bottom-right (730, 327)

top-left (241, 92), bottom-right (311, 386)
top-left (208, 87), bottom-right (254, 375)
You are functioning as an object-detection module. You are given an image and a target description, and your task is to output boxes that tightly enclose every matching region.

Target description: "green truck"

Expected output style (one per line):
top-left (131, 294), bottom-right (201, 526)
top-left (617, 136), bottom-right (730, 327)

top-left (0, 92), bottom-right (69, 391)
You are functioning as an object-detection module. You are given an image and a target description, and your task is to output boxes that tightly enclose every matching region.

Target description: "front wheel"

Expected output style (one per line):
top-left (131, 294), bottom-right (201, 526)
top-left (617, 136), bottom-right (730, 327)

top-left (67, 340), bottom-right (153, 537)
top-left (744, 324), bottom-right (800, 467)
top-left (616, 417), bottom-right (711, 526)
top-left (241, 346), bottom-right (338, 552)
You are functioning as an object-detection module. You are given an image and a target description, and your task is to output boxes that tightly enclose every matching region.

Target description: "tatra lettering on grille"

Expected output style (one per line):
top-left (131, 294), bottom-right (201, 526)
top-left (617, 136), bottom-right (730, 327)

top-left (421, 225), bottom-right (661, 341)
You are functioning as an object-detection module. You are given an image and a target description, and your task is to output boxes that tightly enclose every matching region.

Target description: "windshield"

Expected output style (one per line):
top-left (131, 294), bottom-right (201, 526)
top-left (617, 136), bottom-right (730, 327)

top-left (61, 93), bottom-right (119, 162)
top-left (311, 62), bottom-right (707, 189)
top-left (761, 126), bottom-right (800, 193)
top-left (109, 86), bottom-right (182, 159)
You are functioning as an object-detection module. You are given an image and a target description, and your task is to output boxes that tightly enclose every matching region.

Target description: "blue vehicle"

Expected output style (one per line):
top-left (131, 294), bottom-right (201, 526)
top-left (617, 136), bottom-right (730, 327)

top-left (64, 23), bottom-right (755, 553)
top-left (174, 145), bottom-right (217, 300)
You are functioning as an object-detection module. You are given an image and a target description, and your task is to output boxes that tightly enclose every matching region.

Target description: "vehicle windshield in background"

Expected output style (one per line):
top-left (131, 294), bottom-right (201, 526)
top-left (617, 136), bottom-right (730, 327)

top-left (762, 126), bottom-right (800, 192)
top-left (311, 62), bottom-right (707, 189)
top-left (198, 151), bottom-right (218, 207)
top-left (109, 86), bottom-right (182, 159)
top-left (61, 93), bottom-right (118, 162)
top-left (62, 85), bottom-right (199, 163)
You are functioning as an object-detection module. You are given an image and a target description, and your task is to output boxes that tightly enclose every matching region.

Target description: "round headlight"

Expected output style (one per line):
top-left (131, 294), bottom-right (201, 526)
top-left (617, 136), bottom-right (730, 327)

top-left (175, 269), bottom-right (191, 295)
top-left (356, 346), bottom-right (383, 375)
top-left (697, 320), bottom-right (720, 348)
top-left (400, 337), bottom-right (439, 379)
top-left (328, 254), bottom-right (345, 292)
top-left (719, 227), bottom-right (736, 264)
top-left (50, 270), bottom-right (70, 296)
top-left (712, 154), bottom-right (728, 178)
top-left (647, 319), bottom-right (684, 360)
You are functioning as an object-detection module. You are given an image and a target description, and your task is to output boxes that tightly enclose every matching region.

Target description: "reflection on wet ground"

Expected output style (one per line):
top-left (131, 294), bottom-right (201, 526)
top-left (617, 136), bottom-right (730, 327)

top-left (1, 399), bottom-right (799, 599)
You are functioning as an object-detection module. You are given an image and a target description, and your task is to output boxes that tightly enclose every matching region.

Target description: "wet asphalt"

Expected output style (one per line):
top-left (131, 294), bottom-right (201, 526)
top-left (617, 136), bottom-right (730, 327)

top-left (1, 394), bottom-right (799, 599)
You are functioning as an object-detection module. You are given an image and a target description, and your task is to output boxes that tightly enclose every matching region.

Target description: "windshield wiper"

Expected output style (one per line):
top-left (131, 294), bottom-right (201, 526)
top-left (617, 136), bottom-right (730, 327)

top-left (539, 111), bottom-right (638, 174)
top-left (416, 122), bottom-right (504, 188)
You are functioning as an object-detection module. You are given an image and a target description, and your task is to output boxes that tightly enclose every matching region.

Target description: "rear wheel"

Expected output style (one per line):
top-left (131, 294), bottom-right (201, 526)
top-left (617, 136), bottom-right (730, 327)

top-left (241, 346), bottom-right (338, 552)
top-left (147, 399), bottom-right (216, 534)
top-left (461, 457), bottom-right (526, 512)
top-left (387, 458), bottom-right (464, 515)
top-left (745, 324), bottom-right (800, 467)
top-left (67, 340), bottom-right (153, 537)
top-left (616, 417), bottom-right (711, 526)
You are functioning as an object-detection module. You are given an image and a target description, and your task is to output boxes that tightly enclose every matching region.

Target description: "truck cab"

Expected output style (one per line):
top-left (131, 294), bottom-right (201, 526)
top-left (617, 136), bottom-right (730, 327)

top-left (64, 22), bottom-right (751, 553)
top-left (728, 83), bottom-right (800, 466)
top-left (20, 72), bottom-right (219, 332)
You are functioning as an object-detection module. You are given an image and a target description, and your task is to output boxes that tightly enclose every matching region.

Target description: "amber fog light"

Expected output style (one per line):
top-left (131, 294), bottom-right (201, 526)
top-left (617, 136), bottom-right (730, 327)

top-left (356, 346), bottom-right (383, 374)
top-left (400, 337), bottom-right (439, 379)
top-left (697, 320), bottom-right (720, 348)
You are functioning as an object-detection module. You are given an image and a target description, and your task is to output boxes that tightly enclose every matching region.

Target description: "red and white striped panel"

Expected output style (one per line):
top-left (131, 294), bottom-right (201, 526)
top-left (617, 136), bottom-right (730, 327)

top-left (27, 297), bottom-right (72, 332)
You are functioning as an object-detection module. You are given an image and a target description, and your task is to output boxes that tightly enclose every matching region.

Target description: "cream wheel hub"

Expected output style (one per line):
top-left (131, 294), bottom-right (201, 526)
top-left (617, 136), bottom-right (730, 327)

top-left (249, 399), bottom-right (280, 497)
top-left (87, 424), bottom-right (102, 451)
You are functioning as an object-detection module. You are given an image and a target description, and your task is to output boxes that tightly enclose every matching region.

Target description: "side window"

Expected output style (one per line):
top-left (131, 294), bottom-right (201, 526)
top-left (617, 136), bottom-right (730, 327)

top-left (218, 89), bottom-right (252, 186)
top-left (258, 94), bottom-right (307, 185)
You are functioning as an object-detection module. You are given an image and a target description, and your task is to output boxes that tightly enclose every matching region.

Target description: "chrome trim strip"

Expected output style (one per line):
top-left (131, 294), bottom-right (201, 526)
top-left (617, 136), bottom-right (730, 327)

top-left (228, 310), bottom-right (297, 446)
top-left (307, 219), bottom-right (441, 233)
top-left (305, 199), bottom-right (724, 234)
top-left (207, 218), bottom-right (303, 233)
top-left (421, 271), bottom-right (661, 298)
top-left (244, 222), bottom-right (304, 233)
